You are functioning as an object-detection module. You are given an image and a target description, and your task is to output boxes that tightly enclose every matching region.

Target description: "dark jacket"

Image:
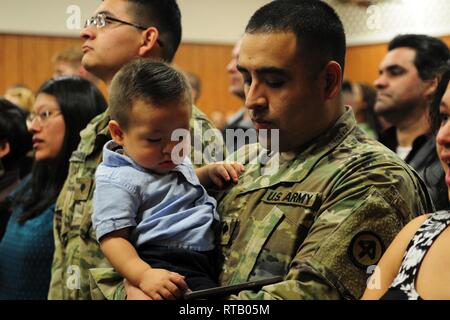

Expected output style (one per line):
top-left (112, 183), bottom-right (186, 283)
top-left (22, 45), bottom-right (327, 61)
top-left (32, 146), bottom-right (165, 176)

top-left (379, 127), bottom-right (448, 210)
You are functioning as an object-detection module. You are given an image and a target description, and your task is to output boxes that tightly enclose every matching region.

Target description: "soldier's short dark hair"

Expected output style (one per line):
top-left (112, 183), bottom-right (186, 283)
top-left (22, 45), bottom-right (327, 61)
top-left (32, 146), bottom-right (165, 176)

top-left (245, 0), bottom-right (346, 76)
top-left (126, 0), bottom-right (182, 62)
top-left (109, 58), bottom-right (192, 131)
top-left (388, 34), bottom-right (450, 80)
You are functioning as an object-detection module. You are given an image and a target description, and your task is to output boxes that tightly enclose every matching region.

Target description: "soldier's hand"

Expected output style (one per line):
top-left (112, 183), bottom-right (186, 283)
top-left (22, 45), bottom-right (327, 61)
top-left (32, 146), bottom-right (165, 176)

top-left (139, 268), bottom-right (189, 300)
top-left (208, 162), bottom-right (245, 189)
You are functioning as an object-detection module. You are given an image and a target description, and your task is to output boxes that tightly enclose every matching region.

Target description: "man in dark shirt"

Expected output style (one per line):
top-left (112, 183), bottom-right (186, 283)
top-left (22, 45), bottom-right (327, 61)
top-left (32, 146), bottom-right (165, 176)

top-left (375, 34), bottom-right (450, 210)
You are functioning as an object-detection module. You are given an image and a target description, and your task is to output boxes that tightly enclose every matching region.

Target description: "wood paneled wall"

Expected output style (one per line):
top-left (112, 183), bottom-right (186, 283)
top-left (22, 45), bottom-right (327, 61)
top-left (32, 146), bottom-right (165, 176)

top-left (0, 34), bottom-right (242, 118)
top-left (0, 34), bottom-right (89, 96)
top-left (1, 33), bottom-right (449, 118)
top-left (344, 36), bottom-right (450, 85)
top-left (175, 43), bottom-right (244, 117)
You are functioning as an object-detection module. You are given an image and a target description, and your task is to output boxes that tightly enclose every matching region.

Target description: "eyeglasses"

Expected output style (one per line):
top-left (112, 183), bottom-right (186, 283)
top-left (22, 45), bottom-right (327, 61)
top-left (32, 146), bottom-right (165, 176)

top-left (27, 110), bottom-right (62, 126)
top-left (85, 13), bottom-right (164, 47)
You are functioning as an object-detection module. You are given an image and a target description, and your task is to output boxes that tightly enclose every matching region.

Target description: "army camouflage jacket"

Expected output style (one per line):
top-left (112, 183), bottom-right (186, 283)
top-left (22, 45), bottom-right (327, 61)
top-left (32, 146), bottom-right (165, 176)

top-left (47, 106), bottom-right (225, 300)
top-left (81, 108), bottom-right (433, 300)
top-left (218, 107), bottom-right (433, 299)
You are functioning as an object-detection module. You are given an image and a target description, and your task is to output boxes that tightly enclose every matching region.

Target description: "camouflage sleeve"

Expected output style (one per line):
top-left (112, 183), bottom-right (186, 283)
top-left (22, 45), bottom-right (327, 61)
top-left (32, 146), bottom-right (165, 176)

top-left (228, 167), bottom-right (429, 300)
top-left (48, 203), bottom-right (64, 299)
top-left (88, 268), bottom-right (126, 300)
top-left (190, 105), bottom-right (227, 168)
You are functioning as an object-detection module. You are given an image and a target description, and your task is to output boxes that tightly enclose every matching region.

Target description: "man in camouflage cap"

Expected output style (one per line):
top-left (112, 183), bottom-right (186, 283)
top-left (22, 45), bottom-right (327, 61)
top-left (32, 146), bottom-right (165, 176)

top-left (48, 0), bottom-right (225, 300)
top-left (86, 0), bottom-right (433, 300)
top-left (215, 0), bottom-right (433, 299)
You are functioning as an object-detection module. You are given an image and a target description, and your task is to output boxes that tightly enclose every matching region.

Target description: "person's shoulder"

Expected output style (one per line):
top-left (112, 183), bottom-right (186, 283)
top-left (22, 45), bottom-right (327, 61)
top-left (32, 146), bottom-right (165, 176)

top-left (319, 130), bottom-right (427, 200)
top-left (337, 128), bottom-right (412, 169)
top-left (74, 110), bottom-right (109, 156)
top-left (394, 214), bottom-right (431, 247)
top-left (190, 105), bottom-right (223, 136)
top-left (80, 109), bottom-right (109, 137)
top-left (384, 214), bottom-right (431, 264)
top-left (344, 127), bottom-right (391, 154)
top-left (404, 214), bottom-right (431, 231)
top-left (96, 157), bottom-right (147, 184)
top-left (361, 213), bottom-right (432, 300)
top-left (191, 104), bottom-right (208, 119)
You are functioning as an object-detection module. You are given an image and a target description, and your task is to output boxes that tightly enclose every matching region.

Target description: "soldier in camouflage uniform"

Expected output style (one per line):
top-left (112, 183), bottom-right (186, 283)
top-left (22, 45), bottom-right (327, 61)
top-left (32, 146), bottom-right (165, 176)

top-left (215, 0), bottom-right (433, 300)
top-left (48, 0), bottom-right (225, 300)
top-left (88, 0), bottom-right (433, 300)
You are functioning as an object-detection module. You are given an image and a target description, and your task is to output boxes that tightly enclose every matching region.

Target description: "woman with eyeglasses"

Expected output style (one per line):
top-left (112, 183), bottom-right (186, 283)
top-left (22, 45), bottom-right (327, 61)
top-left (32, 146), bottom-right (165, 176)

top-left (0, 77), bottom-right (107, 299)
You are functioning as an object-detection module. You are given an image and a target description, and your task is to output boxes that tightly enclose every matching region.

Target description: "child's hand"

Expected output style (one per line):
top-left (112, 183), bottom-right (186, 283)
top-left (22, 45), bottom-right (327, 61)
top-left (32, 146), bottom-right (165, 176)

top-left (208, 162), bottom-right (245, 189)
top-left (138, 268), bottom-right (189, 300)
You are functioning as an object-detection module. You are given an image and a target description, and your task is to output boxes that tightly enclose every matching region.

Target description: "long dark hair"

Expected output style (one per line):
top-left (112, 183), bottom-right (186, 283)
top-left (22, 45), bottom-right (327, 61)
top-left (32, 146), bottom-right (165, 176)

top-left (429, 63), bottom-right (450, 134)
top-left (15, 77), bottom-right (107, 222)
top-left (426, 62), bottom-right (450, 210)
top-left (0, 99), bottom-right (32, 173)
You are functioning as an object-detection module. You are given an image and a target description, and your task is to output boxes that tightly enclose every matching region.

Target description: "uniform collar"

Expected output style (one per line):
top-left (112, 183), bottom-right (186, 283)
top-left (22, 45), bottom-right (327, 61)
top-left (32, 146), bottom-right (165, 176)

top-left (102, 140), bottom-right (152, 174)
top-left (78, 109), bottom-right (111, 158)
top-left (234, 106), bottom-right (358, 194)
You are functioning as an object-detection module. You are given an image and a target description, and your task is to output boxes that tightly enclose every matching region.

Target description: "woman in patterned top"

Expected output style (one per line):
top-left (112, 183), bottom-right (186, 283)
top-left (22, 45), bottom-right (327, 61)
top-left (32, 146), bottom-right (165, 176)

top-left (362, 63), bottom-right (450, 300)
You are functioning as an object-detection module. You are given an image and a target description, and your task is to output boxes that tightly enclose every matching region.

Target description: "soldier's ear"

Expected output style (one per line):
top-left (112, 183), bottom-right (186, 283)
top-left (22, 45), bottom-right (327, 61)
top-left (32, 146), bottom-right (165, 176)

top-left (139, 27), bottom-right (160, 58)
top-left (323, 61), bottom-right (342, 100)
top-left (108, 120), bottom-right (125, 146)
top-left (0, 141), bottom-right (10, 158)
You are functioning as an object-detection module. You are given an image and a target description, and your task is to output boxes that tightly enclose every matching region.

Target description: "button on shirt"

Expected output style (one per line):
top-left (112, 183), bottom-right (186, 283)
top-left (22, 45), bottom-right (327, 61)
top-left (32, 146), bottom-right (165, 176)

top-left (92, 141), bottom-right (218, 252)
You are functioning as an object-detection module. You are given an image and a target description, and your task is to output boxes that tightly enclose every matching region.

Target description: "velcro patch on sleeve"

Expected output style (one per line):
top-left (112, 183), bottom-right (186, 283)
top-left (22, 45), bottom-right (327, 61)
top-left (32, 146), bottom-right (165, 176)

top-left (348, 231), bottom-right (385, 270)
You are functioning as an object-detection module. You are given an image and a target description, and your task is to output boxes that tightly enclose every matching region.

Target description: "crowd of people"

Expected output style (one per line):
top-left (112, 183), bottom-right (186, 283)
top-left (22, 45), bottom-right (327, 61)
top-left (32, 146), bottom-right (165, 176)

top-left (0, 0), bottom-right (449, 300)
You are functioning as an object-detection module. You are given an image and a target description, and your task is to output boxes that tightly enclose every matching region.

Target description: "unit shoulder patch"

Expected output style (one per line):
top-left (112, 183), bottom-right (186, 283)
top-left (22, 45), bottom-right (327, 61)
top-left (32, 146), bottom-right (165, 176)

top-left (348, 231), bottom-right (385, 270)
